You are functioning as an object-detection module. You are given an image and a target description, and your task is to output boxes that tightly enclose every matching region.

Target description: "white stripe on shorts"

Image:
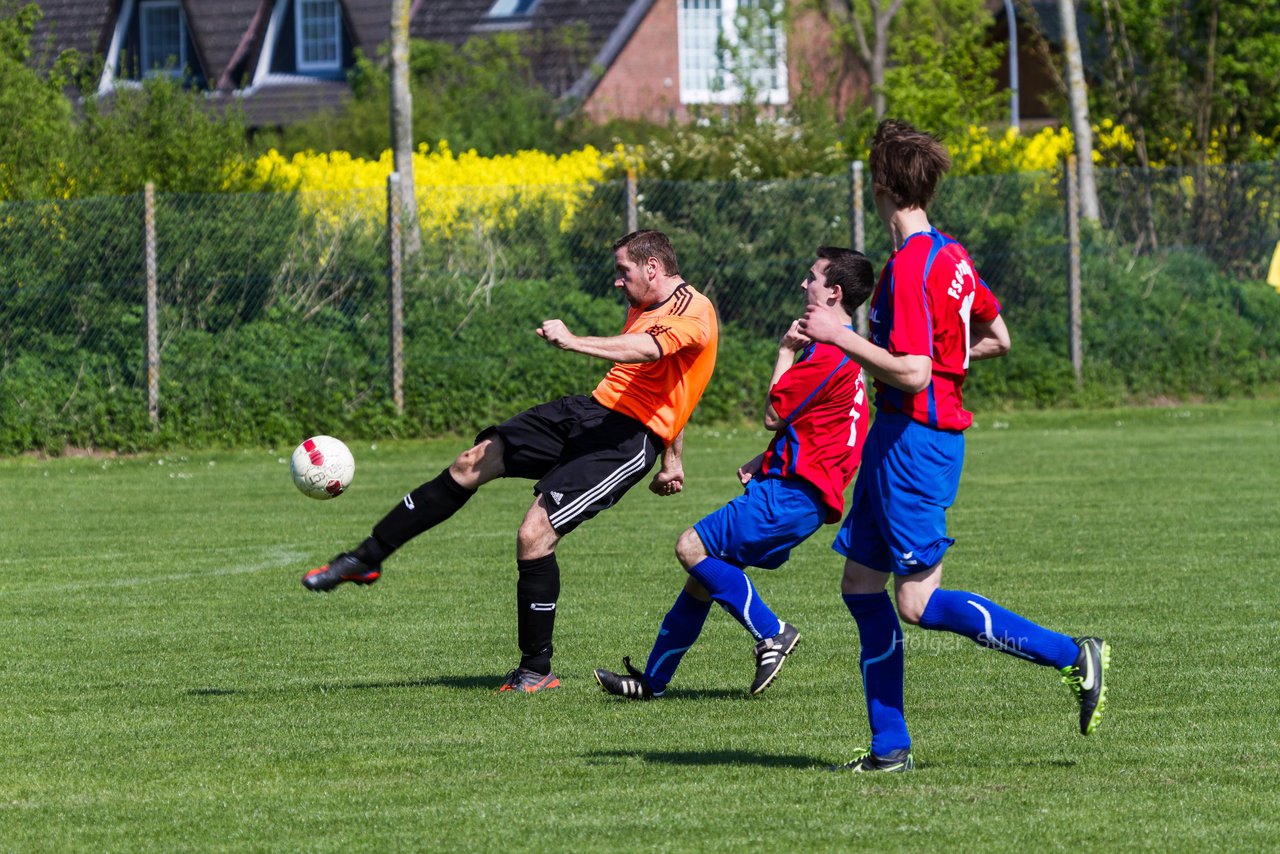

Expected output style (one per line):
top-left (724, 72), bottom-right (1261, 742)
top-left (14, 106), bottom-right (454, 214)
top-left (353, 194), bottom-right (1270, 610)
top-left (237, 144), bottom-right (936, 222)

top-left (547, 438), bottom-right (650, 530)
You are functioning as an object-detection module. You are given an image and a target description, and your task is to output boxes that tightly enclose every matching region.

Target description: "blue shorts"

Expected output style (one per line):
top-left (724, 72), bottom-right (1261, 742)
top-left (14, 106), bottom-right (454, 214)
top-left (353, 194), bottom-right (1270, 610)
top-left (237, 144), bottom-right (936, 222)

top-left (693, 476), bottom-right (826, 570)
top-left (833, 412), bottom-right (963, 575)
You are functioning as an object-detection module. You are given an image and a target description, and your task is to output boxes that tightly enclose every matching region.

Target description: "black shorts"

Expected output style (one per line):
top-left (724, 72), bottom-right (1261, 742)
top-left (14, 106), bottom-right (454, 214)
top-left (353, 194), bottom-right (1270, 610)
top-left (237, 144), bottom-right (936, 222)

top-left (477, 395), bottom-right (661, 535)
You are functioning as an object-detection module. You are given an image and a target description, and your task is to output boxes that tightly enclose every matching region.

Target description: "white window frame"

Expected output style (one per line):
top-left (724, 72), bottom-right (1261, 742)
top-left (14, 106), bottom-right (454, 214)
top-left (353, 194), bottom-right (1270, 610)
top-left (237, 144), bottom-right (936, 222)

top-left (139, 0), bottom-right (186, 78)
top-left (486, 0), bottom-right (539, 16)
top-left (295, 0), bottom-right (342, 72)
top-left (678, 0), bottom-right (788, 106)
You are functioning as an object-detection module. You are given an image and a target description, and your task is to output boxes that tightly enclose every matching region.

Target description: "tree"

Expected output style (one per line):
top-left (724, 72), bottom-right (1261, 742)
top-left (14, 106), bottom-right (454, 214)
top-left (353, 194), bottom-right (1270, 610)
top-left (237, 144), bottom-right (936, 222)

top-left (1057, 0), bottom-right (1099, 223)
top-left (1086, 0), bottom-right (1280, 165)
top-left (0, 2), bottom-right (78, 199)
top-left (812, 0), bottom-right (1006, 137)
top-left (817, 0), bottom-right (906, 120)
top-left (390, 0), bottom-right (420, 256)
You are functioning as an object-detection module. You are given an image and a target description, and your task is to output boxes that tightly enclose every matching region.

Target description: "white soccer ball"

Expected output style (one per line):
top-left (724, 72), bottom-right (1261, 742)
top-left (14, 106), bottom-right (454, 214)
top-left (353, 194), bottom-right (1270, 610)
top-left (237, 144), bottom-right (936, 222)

top-left (290, 435), bottom-right (355, 500)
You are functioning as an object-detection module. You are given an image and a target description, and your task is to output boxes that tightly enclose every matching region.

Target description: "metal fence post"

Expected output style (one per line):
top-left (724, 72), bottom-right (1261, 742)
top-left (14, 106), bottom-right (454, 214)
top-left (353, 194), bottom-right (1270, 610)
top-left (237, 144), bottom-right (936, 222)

top-left (387, 172), bottom-right (404, 414)
top-left (1065, 155), bottom-right (1083, 389)
top-left (850, 160), bottom-right (868, 336)
top-left (625, 169), bottom-right (638, 234)
top-left (144, 182), bottom-right (159, 425)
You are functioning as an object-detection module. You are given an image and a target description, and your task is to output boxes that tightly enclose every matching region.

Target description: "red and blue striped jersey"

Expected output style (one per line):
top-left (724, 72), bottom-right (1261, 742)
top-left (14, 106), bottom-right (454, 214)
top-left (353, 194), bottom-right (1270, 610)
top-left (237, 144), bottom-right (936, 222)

top-left (868, 228), bottom-right (1001, 431)
top-left (761, 338), bottom-right (868, 523)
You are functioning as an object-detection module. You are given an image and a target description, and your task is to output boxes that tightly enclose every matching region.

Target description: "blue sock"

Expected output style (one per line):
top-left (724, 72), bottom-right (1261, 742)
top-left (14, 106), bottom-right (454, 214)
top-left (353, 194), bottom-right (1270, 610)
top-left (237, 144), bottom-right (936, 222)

top-left (643, 589), bottom-right (712, 693)
top-left (918, 589), bottom-right (1079, 670)
top-left (843, 592), bottom-right (910, 756)
top-left (686, 556), bottom-right (781, 642)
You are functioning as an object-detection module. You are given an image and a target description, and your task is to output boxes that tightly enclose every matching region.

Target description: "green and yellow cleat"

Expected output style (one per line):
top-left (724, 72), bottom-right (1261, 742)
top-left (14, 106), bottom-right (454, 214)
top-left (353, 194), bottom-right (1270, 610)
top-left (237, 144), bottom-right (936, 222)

top-left (1061, 636), bottom-right (1111, 735)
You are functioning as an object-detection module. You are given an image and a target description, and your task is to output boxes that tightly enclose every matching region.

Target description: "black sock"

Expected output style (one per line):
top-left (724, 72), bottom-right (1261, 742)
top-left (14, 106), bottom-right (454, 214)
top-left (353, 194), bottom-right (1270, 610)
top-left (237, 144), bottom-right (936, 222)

top-left (351, 535), bottom-right (391, 566)
top-left (516, 553), bottom-right (560, 674)
top-left (370, 467), bottom-right (477, 553)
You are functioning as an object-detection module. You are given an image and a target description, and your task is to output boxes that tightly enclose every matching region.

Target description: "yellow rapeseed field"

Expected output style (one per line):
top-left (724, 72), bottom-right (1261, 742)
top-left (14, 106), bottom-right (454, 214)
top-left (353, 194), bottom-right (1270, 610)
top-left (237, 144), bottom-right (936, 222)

top-left (247, 142), bottom-right (638, 235)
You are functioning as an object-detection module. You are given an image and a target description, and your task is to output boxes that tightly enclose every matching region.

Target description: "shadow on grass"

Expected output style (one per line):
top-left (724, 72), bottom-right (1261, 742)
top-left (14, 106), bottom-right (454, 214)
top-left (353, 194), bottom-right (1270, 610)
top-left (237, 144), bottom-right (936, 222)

top-left (584, 748), bottom-right (820, 769)
top-left (185, 674), bottom-right (503, 697)
top-left (664, 688), bottom-right (751, 700)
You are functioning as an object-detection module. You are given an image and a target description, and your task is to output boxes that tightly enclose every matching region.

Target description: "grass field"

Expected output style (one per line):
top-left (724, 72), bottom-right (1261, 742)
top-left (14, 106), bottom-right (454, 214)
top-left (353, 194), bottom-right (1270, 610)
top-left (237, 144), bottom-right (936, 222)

top-left (3, 399), bottom-right (1279, 851)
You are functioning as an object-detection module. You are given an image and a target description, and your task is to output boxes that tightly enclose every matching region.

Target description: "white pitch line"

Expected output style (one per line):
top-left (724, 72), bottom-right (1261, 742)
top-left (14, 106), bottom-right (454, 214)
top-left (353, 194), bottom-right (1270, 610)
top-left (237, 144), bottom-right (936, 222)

top-left (0, 548), bottom-right (309, 595)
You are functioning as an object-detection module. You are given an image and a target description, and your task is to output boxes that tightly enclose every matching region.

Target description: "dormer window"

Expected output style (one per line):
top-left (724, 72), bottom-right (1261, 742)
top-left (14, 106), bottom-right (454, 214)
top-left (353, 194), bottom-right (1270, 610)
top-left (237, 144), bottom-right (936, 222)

top-left (486, 0), bottom-right (539, 17)
top-left (139, 0), bottom-right (185, 76)
top-left (99, 0), bottom-right (205, 91)
top-left (255, 0), bottom-right (353, 82)
top-left (296, 0), bottom-right (342, 72)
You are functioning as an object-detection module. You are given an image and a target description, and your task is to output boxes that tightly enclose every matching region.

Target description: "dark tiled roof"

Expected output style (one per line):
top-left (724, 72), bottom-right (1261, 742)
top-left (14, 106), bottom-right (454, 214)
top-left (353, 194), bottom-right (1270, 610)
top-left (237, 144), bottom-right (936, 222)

top-left (412, 0), bottom-right (649, 98)
top-left (227, 78), bottom-right (353, 126)
top-left (186, 0), bottom-right (266, 87)
top-left (30, 0), bottom-right (115, 60)
top-left (344, 0), bottom-right (391, 50)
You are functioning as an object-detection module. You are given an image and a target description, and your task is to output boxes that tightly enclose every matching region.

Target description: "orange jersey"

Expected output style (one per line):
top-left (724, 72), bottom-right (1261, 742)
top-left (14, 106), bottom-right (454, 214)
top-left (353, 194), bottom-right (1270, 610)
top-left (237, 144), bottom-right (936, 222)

top-left (592, 283), bottom-right (718, 445)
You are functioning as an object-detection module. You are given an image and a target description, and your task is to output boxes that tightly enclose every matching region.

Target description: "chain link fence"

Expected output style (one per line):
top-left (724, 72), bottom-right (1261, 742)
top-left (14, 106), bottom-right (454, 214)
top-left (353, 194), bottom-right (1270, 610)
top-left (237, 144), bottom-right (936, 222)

top-left (2, 161), bottom-right (1278, 453)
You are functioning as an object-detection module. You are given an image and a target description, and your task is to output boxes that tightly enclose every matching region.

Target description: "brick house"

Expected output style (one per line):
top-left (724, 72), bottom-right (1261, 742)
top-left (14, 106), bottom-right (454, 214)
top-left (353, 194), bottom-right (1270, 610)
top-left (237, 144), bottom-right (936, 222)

top-left (28, 0), bottom-right (1062, 129)
top-left (413, 0), bottom-right (869, 125)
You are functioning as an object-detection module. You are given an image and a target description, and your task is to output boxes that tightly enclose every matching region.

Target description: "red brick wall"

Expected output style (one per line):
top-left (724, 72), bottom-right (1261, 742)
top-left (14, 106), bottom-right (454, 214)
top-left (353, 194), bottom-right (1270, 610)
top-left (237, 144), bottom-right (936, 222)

top-left (583, 0), bottom-right (870, 125)
top-left (584, 0), bottom-right (683, 124)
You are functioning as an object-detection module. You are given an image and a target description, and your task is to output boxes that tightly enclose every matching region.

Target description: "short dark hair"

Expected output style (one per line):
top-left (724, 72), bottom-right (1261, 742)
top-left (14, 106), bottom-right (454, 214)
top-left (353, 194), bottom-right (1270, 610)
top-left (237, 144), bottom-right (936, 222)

top-left (869, 119), bottom-right (952, 210)
top-left (816, 246), bottom-right (874, 315)
top-left (614, 230), bottom-right (680, 276)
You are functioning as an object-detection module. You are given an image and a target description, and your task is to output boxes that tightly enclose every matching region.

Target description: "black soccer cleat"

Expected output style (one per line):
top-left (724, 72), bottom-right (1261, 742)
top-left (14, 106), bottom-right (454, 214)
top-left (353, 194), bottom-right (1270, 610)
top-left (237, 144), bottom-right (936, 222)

top-left (594, 656), bottom-right (660, 700)
top-left (302, 552), bottom-right (381, 592)
top-left (1061, 636), bottom-right (1110, 735)
top-left (498, 667), bottom-right (561, 693)
top-left (826, 747), bottom-right (915, 773)
top-left (750, 621), bottom-right (800, 695)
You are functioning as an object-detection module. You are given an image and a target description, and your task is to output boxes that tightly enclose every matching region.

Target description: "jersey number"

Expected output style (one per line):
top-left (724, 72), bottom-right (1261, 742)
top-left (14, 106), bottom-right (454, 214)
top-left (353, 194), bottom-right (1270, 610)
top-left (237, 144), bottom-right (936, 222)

top-left (960, 291), bottom-right (975, 370)
top-left (847, 384), bottom-right (866, 448)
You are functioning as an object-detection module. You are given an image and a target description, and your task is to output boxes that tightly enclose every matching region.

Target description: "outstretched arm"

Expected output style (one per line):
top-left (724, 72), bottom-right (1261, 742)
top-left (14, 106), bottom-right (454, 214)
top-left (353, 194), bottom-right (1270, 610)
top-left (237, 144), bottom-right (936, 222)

top-left (537, 319), bottom-right (660, 363)
top-left (649, 431), bottom-right (684, 496)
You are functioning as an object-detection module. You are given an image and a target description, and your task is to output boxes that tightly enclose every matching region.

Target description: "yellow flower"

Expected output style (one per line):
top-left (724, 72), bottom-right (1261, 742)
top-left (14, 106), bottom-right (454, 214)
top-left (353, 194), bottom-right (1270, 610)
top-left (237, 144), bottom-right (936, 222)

top-left (247, 143), bottom-right (634, 236)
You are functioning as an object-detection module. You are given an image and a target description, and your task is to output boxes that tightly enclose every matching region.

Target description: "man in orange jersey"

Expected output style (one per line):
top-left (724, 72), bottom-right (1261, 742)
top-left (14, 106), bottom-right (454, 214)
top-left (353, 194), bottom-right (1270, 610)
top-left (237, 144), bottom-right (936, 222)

top-left (302, 230), bottom-right (718, 694)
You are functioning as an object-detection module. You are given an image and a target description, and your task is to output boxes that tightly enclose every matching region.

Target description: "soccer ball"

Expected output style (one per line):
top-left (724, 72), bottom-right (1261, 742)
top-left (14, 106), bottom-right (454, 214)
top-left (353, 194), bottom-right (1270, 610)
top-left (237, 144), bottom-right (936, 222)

top-left (290, 435), bottom-right (355, 500)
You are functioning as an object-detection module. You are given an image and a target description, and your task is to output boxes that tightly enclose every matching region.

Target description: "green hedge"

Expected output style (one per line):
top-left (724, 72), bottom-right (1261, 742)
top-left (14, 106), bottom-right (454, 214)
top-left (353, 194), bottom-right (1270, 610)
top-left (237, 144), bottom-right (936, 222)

top-left (0, 278), bottom-right (779, 454)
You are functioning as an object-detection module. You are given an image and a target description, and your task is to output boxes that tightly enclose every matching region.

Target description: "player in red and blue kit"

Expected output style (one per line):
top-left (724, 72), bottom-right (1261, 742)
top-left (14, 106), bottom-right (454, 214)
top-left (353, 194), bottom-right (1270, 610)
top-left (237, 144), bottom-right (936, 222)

top-left (595, 247), bottom-right (875, 699)
top-left (802, 120), bottom-right (1110, 772)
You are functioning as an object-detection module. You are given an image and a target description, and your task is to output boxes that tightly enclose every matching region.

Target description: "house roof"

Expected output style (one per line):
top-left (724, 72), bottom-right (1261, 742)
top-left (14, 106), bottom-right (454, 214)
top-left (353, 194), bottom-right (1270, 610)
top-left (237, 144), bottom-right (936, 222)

top-left (410, 0), bottom-right (655, 103)
top-left (24, 0), bottom-right (705, 126)
top-left (30, 0), bottom-right (115, 60)
top-left (187, 0), bottom-right (266, 87)
top-left (29, 0), bottom-right (390, 126)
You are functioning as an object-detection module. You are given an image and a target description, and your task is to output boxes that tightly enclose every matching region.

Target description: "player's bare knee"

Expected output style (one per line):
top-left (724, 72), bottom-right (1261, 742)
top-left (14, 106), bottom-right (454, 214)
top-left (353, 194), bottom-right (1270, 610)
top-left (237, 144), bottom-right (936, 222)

top-left (451, 438), bottom-right (502, 487)
top-left (675, 527), bottom-right (705, 569)
top-left (517, 530), bottom-right (557, 561)
top-left (897, 603), bottom-right (925, 626)
top-left (516, 499), bottom-right (559, 559)
top-left (894, 592), bottom-right (929, 626)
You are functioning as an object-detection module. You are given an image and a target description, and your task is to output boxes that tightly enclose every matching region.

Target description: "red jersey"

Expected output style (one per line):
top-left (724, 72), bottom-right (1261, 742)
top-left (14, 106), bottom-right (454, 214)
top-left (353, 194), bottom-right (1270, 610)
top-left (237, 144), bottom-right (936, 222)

top-left (868, 228), bottom-right (1001, 431)
top-left (761, 338), bottom-right (869, 523)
